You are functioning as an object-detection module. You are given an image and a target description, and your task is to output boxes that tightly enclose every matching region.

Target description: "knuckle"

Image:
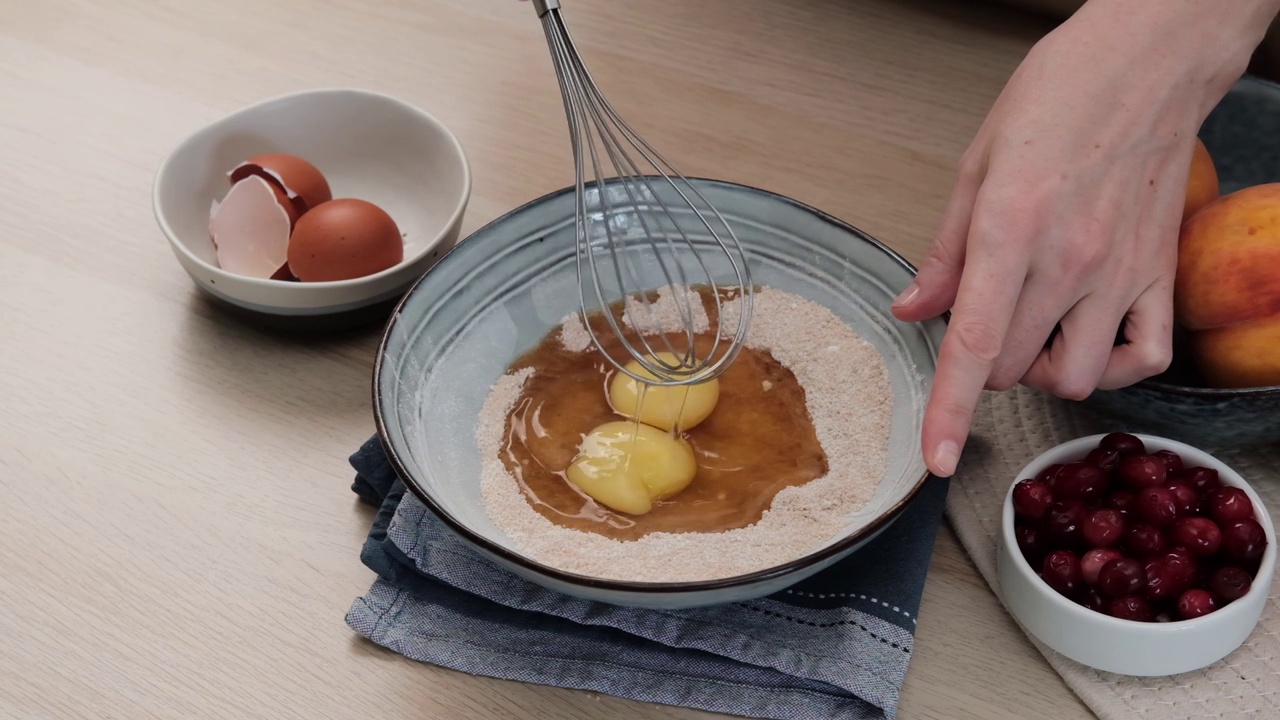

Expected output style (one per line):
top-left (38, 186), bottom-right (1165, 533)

top-left (923, 242), bottom-right (954, 269)
top-left (957, 152), bottom-right (985, 184)
top-left (984, 372), bottom-right (1019, 392)
top-left (950, 319), bottom-right (1006, 363)
top-left (1051, 374), bottom-right (1097, 402)
top-left (1136, 340), bottom-right (1174, 377)
top-left (984, 359), bottom-right (1028, 392)
top-left (933, 396), bottom-right (977, 428)
top-left (1066, 235), bottom-right (1109, 275)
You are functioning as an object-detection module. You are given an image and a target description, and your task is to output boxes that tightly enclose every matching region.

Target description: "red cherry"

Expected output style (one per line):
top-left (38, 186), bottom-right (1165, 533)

top-left (1082, 509), bottom-right (1126, 548)
top-left (1012, 479), bottom-right (1055, 521)
top-left (1167, 554), bottom-right (1197, 592)
top-left (1137, 487), bottom-right (1179, 527)
top-left (1221, 519), bottom-right (1267, 563)
top-left (1208, 487), bottom-right (1255, 525)
top-left (1079, 587), bottom-right (1107, 613)
top-left (1085, 447), bottom-right (1121, 474)
top-left (1209, 566), bottom-right (1253, 604)
top-left (1176, 589), bottom-right (1218, 620)
top-left (1154, 449), bottom-right (1184, 475)
top-left (1107, 595), bottom-right (1154, 622)
top-left (1180, 467), bottom-right (1222, 495)
top-left (1165, 481), bottom-right (1201, 518)
top-left (1042, 550), bottom-right (1083, 597)
top-left (1100, 433), bottom-right (1146, 456)
top-left (1106, 490), bottom-right (1137, 515)
top-left (1097, 558), bottom-right (1146, 597)
top-left (1160, 547), bottom-right (1195, 567)
top-left (1043, 500), bottom-right (1087, 549)
top-left (1193, 555), bottom-right (1221, 589)
top-left (1126, 523), bottom-right (1168, 556)
top-left (1171, 517), bottom-right (1222, 557)
top-left (1054, 462), bottom-right (1109, 504)
top-left (1015, 523), bottom-right (1047, 565)
top-left (1081, 547), bottom-right (1125, 585)
top-left (1143, 556), bottom-right (1193, 601)
top-left (1119, 454), bottom-right (1168, 489)
top-left (1036, 463), bottom-right (1066, 489)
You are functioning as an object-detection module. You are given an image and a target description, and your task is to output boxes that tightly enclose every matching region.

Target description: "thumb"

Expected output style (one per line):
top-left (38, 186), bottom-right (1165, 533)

top-left (892, 164), bottom-right (980, 322)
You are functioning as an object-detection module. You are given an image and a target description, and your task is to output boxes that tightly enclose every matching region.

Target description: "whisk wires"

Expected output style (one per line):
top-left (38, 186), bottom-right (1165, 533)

top-left (533, 0), bottom-right (753, 388)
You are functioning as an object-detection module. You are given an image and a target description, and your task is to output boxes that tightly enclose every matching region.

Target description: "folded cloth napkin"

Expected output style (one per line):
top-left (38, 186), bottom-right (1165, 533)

top-left (344, 435), bottom-right (950, 720)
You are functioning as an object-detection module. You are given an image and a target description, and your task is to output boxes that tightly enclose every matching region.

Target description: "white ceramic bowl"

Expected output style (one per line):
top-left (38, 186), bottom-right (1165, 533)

top-left (153, 88), bottom-right (471, 331)
top-left (997, 434), bottom-right (1276, 676)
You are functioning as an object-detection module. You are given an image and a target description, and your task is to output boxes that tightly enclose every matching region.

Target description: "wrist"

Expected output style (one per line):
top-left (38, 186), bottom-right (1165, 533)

top-left (1066, 0), bottom-right (1280, 114)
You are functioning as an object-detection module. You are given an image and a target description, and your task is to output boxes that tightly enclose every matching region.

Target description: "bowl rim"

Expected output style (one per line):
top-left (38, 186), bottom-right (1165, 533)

top-left (1131, 377), bottom-right (1280, 398)
top-left (371, 177), bottom-right (937, 594)
top-left (151, 86), bottom-right (473, 290)
top-left (1001, 432), bottom-right (1276, 630)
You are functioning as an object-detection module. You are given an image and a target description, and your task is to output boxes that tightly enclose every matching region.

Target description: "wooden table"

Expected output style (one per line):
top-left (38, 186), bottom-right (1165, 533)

top-left (0, 0), bottom-right (1096, 717)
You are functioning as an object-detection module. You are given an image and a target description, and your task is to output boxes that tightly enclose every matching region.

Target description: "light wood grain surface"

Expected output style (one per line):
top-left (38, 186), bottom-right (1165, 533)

top-left (0, 1), bottom-right (1097, 718)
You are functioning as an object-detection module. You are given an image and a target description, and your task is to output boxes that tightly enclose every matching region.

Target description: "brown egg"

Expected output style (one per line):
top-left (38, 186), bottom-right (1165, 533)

top-left (287, 198), bottom-right (404, 282)
top-left (229, 153), bottom-right (332, 216)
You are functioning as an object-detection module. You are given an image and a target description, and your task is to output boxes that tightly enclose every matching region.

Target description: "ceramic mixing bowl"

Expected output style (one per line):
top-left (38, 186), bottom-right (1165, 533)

top-left (153, 87), bottom-right (471, 331)
top-left (374, 179), bottom-right (947, 609)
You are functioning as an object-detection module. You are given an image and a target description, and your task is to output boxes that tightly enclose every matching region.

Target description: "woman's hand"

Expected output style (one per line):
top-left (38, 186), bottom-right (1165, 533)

top-left (893, 0), bottom-right (1280, 477)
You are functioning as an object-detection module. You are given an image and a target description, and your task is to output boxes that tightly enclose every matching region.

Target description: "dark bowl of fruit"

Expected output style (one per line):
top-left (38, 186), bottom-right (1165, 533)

top-left (1081, 76), bottom-right (1280, 447)
top-left (997, 432), bottom-right (1275, 677)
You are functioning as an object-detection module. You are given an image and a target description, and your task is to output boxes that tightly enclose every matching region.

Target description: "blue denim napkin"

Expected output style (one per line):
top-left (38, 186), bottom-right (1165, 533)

top-left (344, 435), bottom-right (949, 720)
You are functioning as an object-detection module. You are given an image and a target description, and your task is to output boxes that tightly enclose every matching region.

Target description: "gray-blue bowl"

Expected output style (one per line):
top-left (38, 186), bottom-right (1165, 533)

top-left (373, 178), bottom-right (945, 609)
top-left (1081, 75), bottom-right (1280, 447)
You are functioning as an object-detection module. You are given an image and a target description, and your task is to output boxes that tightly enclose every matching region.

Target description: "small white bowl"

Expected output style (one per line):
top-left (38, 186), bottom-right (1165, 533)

top-left (153, 88), bottom-right (471, 331)
top-left (997, 434), bottom-right (1276, 677)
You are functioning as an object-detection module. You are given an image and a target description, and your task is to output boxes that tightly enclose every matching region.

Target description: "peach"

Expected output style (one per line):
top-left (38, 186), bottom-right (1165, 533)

top-left (1175, 183), bottom-right (1280, 332)
top-left (1184, 138), bottom-right (1219, 222)
top-left (1191, 314), bottom-right (1280, 388)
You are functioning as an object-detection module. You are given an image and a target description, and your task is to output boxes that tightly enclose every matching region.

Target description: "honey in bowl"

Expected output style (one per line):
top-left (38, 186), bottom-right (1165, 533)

top-left (500, 285), bottom-right (829, 542)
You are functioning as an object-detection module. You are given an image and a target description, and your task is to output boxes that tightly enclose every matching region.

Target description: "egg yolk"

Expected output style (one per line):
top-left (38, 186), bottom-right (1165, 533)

top-left (565, 421), bottom-right (697, 515)
top-left (607, 352), bottom-right (720, 432)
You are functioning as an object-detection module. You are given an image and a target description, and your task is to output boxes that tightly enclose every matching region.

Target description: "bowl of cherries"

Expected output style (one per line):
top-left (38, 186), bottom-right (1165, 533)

top-left (997, 432), bottom-right (1275, 677)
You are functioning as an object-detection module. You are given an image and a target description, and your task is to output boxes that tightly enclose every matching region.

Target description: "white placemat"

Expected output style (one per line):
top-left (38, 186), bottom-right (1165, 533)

top-left (947, 386), bottom-right (1279, 720)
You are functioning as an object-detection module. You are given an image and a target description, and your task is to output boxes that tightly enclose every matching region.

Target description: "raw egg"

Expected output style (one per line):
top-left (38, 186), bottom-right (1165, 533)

top-left (608, 351), bottom-right (720, 431)
top-left (566, 420), bottom-right (697, 515)
top-left (287, 198), bottom-right (404, 282)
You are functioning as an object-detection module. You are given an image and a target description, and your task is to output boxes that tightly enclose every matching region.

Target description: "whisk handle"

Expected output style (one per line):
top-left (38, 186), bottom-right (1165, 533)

top-left (532, 0), bottom-right (560, 16)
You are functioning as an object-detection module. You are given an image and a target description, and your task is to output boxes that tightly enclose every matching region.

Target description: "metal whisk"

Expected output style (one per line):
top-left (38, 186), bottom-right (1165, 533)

top-left (531, 0), bottom-right (753, 388)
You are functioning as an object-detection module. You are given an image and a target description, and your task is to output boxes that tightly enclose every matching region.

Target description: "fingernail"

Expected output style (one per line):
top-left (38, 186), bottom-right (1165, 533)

top-left (933, 440), bottom-right (960, 476)
top-left (893, 282), bottom-right (920, 309)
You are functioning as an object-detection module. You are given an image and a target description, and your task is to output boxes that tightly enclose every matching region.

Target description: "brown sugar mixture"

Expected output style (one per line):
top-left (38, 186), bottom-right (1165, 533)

top-left (475, 284), bottom-right (894, 583)
top-left (499, 286), bottom-right (828, 541)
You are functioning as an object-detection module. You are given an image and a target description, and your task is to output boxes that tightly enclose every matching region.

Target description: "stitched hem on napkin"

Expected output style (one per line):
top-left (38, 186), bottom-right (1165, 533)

top-left (348, 576), bottom-right (888, 720)
top-left (385, 493), bottom-right (912, 702)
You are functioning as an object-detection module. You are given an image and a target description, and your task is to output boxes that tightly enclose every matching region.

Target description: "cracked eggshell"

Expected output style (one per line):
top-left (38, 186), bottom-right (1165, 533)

top-left (208, 175), bottom-right (293, 280)
top-left (229, 153), bottom-right (332, 216)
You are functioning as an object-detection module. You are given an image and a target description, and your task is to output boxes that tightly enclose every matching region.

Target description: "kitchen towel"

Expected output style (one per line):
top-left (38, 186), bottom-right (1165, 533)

top-left (344, 435), bottom-right (950, 720)
top-left (947, 385), bottom-right (1280, 720)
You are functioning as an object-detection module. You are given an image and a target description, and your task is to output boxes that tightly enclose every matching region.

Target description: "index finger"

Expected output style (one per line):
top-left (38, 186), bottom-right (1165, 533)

top-left (921, 220), bottom-right (1028, 476)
